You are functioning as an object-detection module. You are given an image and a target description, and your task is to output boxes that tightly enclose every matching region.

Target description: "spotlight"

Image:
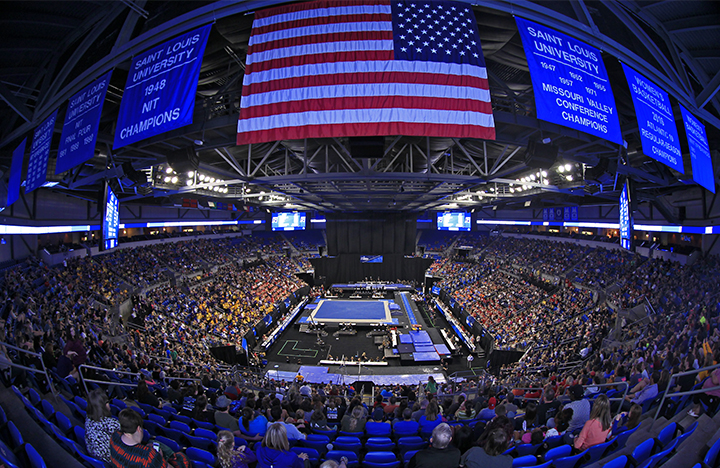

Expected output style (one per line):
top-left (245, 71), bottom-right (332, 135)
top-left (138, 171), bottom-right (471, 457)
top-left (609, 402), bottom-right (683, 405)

top-left (558, 166), bottom-right (565, 173)
top-left (543, 179), bottom-right (549, 185)
top-left (186, 180), bottom-right (193, 186)
top-left (530, 174), bottom-right (536, 181)
top-left (164, 176), bottom-right (171, 183)
top-left (565, 163), bottom-right (572, 171)
top-left (566, 175), bottom-right (573, 181)
top-left (187, 171), bottom-right (194, 178)
top-left (165, 167), bottom-right (173, 174)
top-left (171, 176), bottom-right (178, 184)
top-left (209, 177), bottom-right (215, 183)
top-left (541, 170), bottom-right (547, 177)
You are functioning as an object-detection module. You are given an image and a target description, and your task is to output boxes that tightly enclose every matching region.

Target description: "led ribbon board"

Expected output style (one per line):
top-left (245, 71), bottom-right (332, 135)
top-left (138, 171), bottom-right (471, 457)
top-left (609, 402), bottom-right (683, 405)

top-left (56, 70), bottom-right (113, 174)
top-left (437, 212), bottom-right (471, 231)
top-left (622, 64), bottom-right (683, 174)
top-left (26, 110), bottom-right (58, 193)
top-left (515, 17), bottom-right (622, 145)
top-left (619, 181), bottom-right (633, 251)
top-left (114, 24), bottom-right (212, 148)
top-left (679, 105), bottom-right (714, 193)
top-left (103, 186), bottom-right (119, 250)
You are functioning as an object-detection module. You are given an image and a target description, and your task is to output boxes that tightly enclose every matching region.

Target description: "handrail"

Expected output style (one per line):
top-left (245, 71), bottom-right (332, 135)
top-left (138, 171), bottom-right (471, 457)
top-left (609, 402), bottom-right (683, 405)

top-left (652, 361), bottom-right (720, 427)
top-left (78, 364), bottom-right (140, 396)
top-left (507, 381), bottom-right (629, 417)
top-left (0, 340), bottom-right (56, 396)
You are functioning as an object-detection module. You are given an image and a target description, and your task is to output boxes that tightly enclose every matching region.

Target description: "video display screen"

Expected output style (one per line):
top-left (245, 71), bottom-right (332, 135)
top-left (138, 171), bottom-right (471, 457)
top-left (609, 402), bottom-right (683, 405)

top-left (437, 211), bottom-right (471, 231)
top-left (619, 181), bottom-right (633, 251)
top-left (271, 212), bottom-right (306, 231)
top-left (102, 185), bottom-right (119, 250)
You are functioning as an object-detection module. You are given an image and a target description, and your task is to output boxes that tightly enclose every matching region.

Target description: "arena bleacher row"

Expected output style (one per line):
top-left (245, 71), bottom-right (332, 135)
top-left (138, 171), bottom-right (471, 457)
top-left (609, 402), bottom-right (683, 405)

top-left (2, 232), bottom-right (720, 468)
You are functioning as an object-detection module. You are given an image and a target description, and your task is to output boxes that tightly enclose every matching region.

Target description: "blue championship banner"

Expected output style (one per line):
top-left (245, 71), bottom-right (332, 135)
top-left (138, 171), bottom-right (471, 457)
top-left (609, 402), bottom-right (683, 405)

top-left (516, 17), bottom-right (622, 145)
top-left (7, 138), bottom-right (27, 207)
top-left (56, 70), bottom-right (113, 174)
top-left (113, 24), bottom-right (212, 149)
top-left (26, 110), bottom-right (58, 193)
top-left (679, 105), bottom-right (715, 193)
top-left (622, 63), bottom-right (683, 174)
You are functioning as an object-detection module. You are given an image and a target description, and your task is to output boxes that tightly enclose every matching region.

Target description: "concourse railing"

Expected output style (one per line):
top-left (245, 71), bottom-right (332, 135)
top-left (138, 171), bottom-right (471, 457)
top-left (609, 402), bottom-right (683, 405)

top-left (651, 361), bottom-right (720, 428)
top-left (78, 364), bottom-right (139, 396)
top-left (0, 340), bottom-right (56, 396)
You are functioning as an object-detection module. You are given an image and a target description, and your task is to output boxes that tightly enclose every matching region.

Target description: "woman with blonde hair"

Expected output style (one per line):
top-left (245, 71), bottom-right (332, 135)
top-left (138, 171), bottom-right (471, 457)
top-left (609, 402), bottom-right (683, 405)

top-left (217, 430), bottom-right (256, 468)
top-left (574, 394), bottom-right (612, 451)
top-left (256, 423), bottom-right (308, 468)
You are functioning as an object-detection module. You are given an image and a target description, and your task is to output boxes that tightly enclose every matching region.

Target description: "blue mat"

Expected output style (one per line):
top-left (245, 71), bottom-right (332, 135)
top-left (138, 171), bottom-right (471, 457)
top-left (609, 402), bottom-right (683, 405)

top-left (434, 344), bottom-right (451, 355)
top-left (410, 330), bottom-right (432, 344)
top-left (305, 303), bottom-right (318, 310)
top-left (312, 300), bottom-right (390, 322)
top-left (399, 335), bottom-right (413, 344)
top-left (413, 351), bottom-right (440, 361)
top-left (399, 292), bottom-right (418, 325)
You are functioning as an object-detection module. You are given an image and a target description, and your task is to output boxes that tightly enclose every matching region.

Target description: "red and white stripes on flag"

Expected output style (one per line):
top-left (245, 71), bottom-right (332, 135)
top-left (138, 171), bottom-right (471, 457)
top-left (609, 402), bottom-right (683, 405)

top-left (237, 0), bottom-right (495, 145)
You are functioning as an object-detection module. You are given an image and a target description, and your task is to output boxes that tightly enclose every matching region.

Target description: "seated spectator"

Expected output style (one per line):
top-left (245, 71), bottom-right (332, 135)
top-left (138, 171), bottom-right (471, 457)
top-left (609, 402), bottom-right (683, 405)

top-left (215, 396), bottom-right (240, 432)
top-left (256, 423), bottom-right (308, 468)
top-left (574, 394), bottom-right (612, 451)
top-left (460, 427), bottom-right (512, 468)
top-left (619, 371), bottom-right (660, 412)
top-left (167, 380), bottom-right (182, 405)
top-left (110, 408), bottom-right (190, 467)
top-left (537, 387), bottom-right (561, 427)
top-left (419, 400), bottom-right (444, 433)
top-left (545, 408), bottom-right (573, 440)
top-left (217, 430), bottom-right (256, 468)
top-left (268, 406), bottom-right (305, 441)
top-left (85, 389), bottom-right (120, 463)
top-left (563, 384), bottom-right (590, 433)
top-left (393, 408), bottom-right (420, 435)
top-left (239, 406), bottom-right (268, 440)
top-left (310, 408), bottom-right (329, 431)
top-left (340, 406), bottom-right (366, 433)
top-left (612, 403), bottom-right (641, 434)
top-left (190, 395), bottom-right (215, 424)
top-left (476, 404), bottom-right (514, 449)
top-left (136, 380), bottom-right (161, 409)
top-left (408, 423), bottom-right (460, 468)
top-left (455, 400), bottom-right (477, 421)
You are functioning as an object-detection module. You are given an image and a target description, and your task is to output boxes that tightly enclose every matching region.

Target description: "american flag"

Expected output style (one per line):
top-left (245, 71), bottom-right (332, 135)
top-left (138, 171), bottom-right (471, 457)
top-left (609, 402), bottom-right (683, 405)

top-left (237, 0), bottom-right (495, 145)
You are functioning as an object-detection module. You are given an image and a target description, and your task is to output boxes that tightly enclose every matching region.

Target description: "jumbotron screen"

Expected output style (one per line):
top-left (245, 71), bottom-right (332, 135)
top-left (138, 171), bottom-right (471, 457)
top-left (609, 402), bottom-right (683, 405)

top-left (271, 211), bottom-right (306, 231)
top-left (437, 211), bottom-right (471, 231)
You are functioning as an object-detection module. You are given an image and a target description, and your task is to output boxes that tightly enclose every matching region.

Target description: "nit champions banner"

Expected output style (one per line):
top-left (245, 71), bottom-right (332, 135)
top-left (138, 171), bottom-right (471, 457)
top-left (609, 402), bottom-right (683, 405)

top-left (516, 17), bottom-right (622, 145)
top-left (113, 24), bottom-right (212, 149)
top-left (56, 70), bottom-right (113, 175)
top-left (679, 105), bottom-right (715, 193)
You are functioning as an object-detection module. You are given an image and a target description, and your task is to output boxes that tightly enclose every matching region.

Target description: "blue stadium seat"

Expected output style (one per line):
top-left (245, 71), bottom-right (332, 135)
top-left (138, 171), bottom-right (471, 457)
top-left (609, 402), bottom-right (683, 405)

top-left (194, 428), bottom-right (216, 440)
top-left (0, 439), bottom-right (21, 468)
top-left (73, 396), bottom-right (87, 411)
top-left (637, 439), bottom-right (678, 468)
top-left (40, 400), bottom-right (54, 419)
top-left (553, 450), bottom-right (587, 468)
top-left (606, 424), bottom-right (640, 456)
top-left (403, 450), bottom-right (418, 466)
top-left (515, 443), bottom-right (540, 457)
top-left (193, 420), bottom-right (215, 431)
top-left (129, 406), bottom-right (145, 418)
top-left (148, 413), bottom-right (166, 425)
top-left (169, 420), bottom-right (191, 433)
top-left (301, 434), bottom-right (330, 455)
top-left (513, 455), bottom-right (538, 467)
top-left (156, 435), bottom-right (181, 453)
top-left (137, 403), bottom-right (155, 415)
top-left (366, 437), bottom-right (395, 451)
top-left (143, 420), bottom-right (161, 437)
top-left (333, 436), bottom-right (362, 455)
top-left (674, 421), bottom-right (698, 449)
top-left (172, 414), bottom-right (192, 425)
top-left (312, 427), bottom-right (338, 440)
top-left (326, 450), bottom-right (359, 468)
top-left (25, 444), bottom-right (47, 468)
top-left (54, 411), bottom-right (72, 435)
top-left (397, 436), bottom-right (426, 455)
top-left (161, 427), bottom-right (184, 446)
top-left (183, 433), bottom-right (215, 451)
top-left (292, 446), bottom-right (320, 464)
top-left (51, 425), bottom-right (80, 457)
top-left (186, 447), bottom-right (215, 466)
top-left (544, 444), bottom-right (572, 463)
top-left (77, 449), bottom-right (108, 468)
top-left (112, 398), bottom-right (126, 409)
top-left (362, 451), bottom-right (400, 468)
top-left (704, 436), bottom-right (720, 468)
top-left (583, 439), bottom-right (614, 466)
top-left (629, 438), bottom-right (656, 467)
top-left (602, 455), bottom-right (628, 468)
top-left (656, 422), bottom-right (678, 448)
top-left (28, 389), bottom-right (42, 407)
top-left (73, 425), bottom-right (86, 452)
top-left (8, 421), bottom-right (24, 451)
top-left (366, 421), bottom-right (392, 437)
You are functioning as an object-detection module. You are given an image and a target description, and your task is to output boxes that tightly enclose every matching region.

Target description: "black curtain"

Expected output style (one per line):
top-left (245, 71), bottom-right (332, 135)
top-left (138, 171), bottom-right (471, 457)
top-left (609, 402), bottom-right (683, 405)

top-left (309, 255), bottom-right (433, 285)
top-left (325, 213), bottom-right (417, 255)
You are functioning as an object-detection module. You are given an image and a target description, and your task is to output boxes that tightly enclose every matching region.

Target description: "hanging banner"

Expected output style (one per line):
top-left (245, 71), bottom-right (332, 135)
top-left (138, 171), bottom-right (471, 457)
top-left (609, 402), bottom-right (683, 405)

top-left (56, 70), bottom-right (113, 174)
top-left (515, 17), bottom-right (622, 145)
top-left (7, 138), bottom-right (27, 207)
top-left (679, 105), bottom-right (715, 193)
top-left (26, 110), bottom-right (58, 193)
top-left (113, 24), bottom-right (212, 149)
top-left (622, 63), bottom-right (683, 174)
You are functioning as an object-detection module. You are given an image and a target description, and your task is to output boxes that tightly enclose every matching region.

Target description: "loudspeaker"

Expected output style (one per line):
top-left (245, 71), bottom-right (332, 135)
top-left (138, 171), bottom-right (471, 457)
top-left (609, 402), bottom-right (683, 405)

top-left (349, 136), bottom-right (385, 159)
top-left (524, 140), bottom-right (558, 169)
top-left (167, 146), bottom-right (200, 173)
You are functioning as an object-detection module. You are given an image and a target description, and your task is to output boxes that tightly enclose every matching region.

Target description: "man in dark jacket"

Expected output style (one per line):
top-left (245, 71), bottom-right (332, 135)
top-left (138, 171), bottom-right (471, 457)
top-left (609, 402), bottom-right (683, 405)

top-left (407, 423), bottom-right (461, 468)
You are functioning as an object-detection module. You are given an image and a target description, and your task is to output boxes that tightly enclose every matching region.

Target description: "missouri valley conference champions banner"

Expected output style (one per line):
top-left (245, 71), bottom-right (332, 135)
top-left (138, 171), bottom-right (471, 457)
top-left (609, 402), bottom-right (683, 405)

top-left (25, 110), bottom-right (58, 194)
top-left (237, 0), bottom-right (495, 144)
top-left (56, 70), bottom-right (113, 174)
top-left (679, 105), bottom-right (714, 193)
top-left (114, 24), bottom-right (212, 149)
top-left (515, 17), bottom-right (622, 145)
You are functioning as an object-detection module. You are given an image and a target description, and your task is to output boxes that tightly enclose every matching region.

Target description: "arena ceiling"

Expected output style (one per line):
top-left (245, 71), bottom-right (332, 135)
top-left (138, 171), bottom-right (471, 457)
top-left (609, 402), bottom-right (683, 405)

top-left (0, 0), bottom-right (719, 219)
